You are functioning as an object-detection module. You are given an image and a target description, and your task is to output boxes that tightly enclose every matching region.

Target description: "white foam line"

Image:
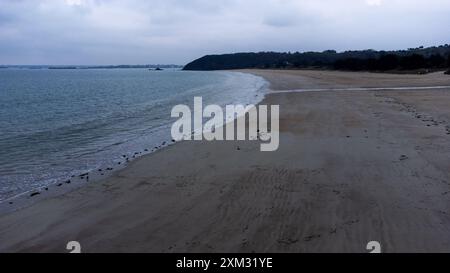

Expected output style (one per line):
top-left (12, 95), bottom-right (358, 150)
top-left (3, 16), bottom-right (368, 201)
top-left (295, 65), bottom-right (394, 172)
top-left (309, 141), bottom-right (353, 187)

top-left (269, 85), bottom-right (450, 94)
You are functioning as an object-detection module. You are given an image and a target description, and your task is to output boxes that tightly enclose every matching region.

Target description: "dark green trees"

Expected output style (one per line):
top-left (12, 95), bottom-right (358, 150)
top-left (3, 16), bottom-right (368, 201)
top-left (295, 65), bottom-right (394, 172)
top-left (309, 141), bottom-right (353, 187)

top-left (183, 45), bottom-right (450, 72)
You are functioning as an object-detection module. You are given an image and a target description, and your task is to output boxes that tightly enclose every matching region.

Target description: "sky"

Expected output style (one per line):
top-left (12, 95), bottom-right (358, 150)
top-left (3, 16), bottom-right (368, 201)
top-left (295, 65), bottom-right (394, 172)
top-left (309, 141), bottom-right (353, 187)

top-left (1, 0), bottom-right (449, 65)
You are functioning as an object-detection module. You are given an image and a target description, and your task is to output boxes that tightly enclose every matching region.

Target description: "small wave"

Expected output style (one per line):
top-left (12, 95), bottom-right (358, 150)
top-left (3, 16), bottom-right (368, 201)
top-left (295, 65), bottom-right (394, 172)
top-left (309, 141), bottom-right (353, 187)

top-left (0, 69), bottom-right (268, 201)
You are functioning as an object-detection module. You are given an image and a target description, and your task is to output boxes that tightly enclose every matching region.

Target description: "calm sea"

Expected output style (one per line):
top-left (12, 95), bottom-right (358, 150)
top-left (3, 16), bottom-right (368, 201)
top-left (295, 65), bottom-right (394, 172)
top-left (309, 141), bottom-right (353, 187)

top-left (0, 68), bottom-right (267, 201)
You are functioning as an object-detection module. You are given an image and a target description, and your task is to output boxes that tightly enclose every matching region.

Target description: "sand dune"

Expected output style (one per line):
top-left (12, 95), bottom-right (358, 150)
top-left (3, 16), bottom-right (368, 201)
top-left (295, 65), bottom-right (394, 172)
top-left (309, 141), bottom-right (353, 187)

top-left (1, 70), bottom-right (449, 253)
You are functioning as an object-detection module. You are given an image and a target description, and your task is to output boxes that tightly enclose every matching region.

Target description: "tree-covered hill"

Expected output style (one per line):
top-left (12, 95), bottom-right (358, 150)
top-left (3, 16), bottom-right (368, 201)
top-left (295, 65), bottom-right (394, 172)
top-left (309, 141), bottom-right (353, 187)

top-left (183, 45), bottom-right (450, 72)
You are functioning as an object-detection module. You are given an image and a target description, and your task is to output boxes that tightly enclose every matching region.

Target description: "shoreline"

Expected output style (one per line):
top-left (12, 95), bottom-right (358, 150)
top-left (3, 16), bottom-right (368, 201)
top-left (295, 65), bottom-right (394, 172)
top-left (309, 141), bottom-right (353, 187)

top-left (0, 138), bottom-right (179, 214)
top-left (0, 71), bottom-right (269, 215)
top-left (1, 69), bottom-right (449, 252)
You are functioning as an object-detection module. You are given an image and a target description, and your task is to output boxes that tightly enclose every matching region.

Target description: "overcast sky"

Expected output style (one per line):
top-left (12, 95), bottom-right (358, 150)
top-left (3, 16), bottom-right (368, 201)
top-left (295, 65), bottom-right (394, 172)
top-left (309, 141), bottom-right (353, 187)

top-left (1, 0), bottom-right (449, 65)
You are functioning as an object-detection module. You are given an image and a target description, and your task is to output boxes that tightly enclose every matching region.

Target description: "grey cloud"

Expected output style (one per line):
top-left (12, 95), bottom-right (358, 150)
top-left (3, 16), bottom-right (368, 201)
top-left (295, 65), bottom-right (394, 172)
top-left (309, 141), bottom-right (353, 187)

top-left (263, 14), bottom-right (297, 27)
top-left (0, 0), bottom-right (449, 65)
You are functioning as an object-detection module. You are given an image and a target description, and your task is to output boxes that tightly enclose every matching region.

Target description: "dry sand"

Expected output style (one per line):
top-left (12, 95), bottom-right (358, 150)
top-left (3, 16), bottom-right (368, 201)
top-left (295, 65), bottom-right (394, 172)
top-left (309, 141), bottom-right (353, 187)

top-left (0, 70), bottom-right (449, 253)
top-left (244, 69), bottom-right (450, 90)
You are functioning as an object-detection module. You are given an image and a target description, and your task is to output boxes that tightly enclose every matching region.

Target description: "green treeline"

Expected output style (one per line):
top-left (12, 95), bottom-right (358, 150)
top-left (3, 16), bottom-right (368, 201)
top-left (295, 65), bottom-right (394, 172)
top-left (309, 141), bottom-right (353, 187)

top-left (184, 45), bottom-right (450, 72)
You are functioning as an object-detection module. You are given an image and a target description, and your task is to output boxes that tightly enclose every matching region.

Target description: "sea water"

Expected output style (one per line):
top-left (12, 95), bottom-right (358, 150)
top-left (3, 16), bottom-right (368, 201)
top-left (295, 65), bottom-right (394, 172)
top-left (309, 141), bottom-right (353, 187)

top-left (0, 68), bottom-right (267, 201)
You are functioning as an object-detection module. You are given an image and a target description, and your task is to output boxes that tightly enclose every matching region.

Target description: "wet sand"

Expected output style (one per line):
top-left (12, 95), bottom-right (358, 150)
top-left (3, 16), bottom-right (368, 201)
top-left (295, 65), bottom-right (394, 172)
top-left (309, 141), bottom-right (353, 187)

top-left (1, 70), bottom-right (450, 253)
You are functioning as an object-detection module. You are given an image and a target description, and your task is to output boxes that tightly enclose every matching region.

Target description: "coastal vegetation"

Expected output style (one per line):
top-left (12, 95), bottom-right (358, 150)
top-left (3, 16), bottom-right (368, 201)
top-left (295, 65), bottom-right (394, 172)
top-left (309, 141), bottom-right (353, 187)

top-left (184, 45), bottom-right (450, 73)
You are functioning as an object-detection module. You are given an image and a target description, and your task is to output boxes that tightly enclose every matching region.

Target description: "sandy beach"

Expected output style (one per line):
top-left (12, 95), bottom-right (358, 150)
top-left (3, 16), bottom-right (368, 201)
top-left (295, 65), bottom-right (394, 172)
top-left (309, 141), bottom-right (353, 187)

top-left (1, 69), bottom-right (450, 253)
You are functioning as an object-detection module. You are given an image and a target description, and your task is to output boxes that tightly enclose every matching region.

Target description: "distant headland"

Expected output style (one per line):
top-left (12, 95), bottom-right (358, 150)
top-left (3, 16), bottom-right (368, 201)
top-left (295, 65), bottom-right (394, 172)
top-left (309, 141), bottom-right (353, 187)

top-left (183, 44), bottom-right (450, 73)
